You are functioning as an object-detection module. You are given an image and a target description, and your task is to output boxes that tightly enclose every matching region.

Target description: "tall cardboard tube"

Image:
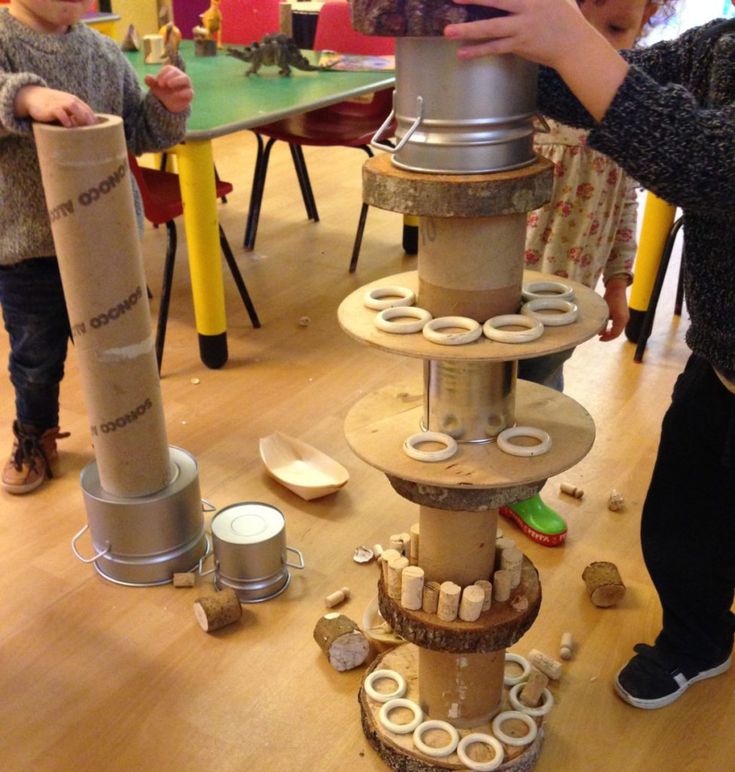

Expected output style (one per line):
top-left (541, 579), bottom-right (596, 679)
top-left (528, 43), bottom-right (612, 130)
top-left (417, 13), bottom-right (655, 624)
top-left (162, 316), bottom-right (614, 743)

top-left (33, 115), bottom-right (171, 497)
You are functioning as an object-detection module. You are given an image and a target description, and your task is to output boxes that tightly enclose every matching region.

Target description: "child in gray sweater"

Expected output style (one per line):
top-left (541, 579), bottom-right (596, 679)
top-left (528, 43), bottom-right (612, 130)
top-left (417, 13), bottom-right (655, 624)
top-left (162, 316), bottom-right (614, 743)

top-left (446, 0), bottom-right (735, 711)
top-left (0, 0), bottom-right (192, 493)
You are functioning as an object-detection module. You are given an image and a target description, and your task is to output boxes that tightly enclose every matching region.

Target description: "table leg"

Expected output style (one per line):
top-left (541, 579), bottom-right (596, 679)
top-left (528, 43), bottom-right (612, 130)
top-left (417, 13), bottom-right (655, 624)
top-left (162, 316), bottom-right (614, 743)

top-left (174, 140), bottom-right (229, 368)
top-left (625, 191), bottom-right (677, 344)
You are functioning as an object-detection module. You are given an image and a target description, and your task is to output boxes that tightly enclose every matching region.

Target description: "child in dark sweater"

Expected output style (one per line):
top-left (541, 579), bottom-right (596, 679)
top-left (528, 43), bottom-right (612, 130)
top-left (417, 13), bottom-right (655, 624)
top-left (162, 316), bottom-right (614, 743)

top-left (0, 0), bottom-right (192, 493)
top-left (446, 0), bottom-right (735, 710)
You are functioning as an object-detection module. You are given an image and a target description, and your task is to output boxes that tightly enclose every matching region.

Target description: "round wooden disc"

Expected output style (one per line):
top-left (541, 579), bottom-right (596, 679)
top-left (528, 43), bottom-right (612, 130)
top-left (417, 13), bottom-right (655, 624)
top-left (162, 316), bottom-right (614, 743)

top-left (360, 644), bottom-right (544, 771)
top-left (377, 557), bottom-right (541, 653)
top-left (344, 379), bottom-right (595, 491)
top-left (338, 271), bottom-right (608, 362)
top-left (362, 153), bottom-right (553, 217)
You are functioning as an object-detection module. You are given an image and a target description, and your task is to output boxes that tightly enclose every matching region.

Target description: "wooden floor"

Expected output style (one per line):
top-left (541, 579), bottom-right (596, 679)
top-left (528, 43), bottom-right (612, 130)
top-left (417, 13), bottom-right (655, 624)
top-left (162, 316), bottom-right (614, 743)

top-left (1, 131), bottom-right (731, 772)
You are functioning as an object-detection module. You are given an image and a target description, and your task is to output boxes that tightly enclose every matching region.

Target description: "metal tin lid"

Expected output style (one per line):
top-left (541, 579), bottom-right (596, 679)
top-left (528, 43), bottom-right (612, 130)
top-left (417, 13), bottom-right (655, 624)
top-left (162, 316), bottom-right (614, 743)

top-left (212, 502), bottom-right (285, 545)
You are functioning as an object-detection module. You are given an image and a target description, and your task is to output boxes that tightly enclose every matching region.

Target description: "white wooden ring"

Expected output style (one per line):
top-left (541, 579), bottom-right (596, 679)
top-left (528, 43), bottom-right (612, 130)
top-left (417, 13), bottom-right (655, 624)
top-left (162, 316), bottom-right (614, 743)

top-left (497, 426), bottom-right (552, 457)
top-left (521, 297), bottom-right (579, 326)
top-left (378, 698), bottom-right (423, 735)
top-left (504, 652), bottom-right (532, 686)
top-left (375, 306), bottom-right (432, 334)
top-left (456, 733), bottom-right (505, 771)
top-left (403, 431), bottom-right (458, 463)
top-left (412, 720), bottom-right (460, 758)
top-left (491, 710), bottom-right (538, 747)
top-left (422, 316), bottom-right (482, 346)
top-left (364, 669), bottom-right (407, 703)
top-left (364, 285), bottom-right (416, 310)
top-left (522, 280), bottom-right (575, 302)
top-left (509, 682), bottom-right (555, 716)
top-left (483, 314), bottom-right (543, 344)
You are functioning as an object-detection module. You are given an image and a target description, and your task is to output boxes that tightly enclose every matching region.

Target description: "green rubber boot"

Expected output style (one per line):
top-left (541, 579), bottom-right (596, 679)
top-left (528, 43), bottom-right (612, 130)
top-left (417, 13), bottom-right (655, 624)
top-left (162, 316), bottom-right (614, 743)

top-left (500, 494), bottom-right (567, 546)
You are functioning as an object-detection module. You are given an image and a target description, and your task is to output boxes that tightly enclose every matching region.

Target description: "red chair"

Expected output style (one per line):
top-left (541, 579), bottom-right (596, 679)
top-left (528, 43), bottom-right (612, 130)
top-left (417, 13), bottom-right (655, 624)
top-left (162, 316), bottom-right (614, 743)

top-left (128, 153), bottom-right (261, 372)
top-left (243, 1), bottom-right (395, 271)
top-left (219, 0), bottom-right (281, 45)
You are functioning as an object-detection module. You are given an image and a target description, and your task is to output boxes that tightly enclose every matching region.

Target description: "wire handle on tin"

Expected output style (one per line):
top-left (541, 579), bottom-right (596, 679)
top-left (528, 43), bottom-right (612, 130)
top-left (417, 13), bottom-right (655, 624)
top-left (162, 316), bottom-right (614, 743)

top-left (70, 523), bottom-right (111, 564)
top-left (285, 546), bottom-right (305, 570)
top-left (371, 94), bottom-right (424, 155)
top-left (201, 498), bottom-right (216, 512)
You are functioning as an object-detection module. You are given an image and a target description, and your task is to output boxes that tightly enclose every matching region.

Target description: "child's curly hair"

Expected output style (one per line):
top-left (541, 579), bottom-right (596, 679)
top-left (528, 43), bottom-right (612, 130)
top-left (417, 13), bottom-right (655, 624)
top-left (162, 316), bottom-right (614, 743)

top-left (578, 1), bottom-right (680, 39)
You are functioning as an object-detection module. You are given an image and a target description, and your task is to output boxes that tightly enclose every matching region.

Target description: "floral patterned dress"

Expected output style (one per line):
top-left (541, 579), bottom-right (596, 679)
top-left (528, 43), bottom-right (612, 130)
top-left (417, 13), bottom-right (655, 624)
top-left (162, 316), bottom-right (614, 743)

top-left (525, 118), bottom-right (638, 289)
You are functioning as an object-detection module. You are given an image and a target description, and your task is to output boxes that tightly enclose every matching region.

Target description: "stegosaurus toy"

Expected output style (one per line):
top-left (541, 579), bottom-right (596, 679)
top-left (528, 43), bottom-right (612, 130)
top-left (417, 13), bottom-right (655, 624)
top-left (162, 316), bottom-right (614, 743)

top-left (227, 34), bottom-right (329, 76)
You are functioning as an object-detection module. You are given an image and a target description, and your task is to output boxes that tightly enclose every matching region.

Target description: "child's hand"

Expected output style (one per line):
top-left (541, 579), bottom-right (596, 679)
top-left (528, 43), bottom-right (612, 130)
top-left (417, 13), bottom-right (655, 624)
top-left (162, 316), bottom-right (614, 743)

top-left (600, 277), bottom-right (630, 341)
top-left (144, 66), bottom-right (194, 114)
top-left (15, 85), bottom-right (97, 127)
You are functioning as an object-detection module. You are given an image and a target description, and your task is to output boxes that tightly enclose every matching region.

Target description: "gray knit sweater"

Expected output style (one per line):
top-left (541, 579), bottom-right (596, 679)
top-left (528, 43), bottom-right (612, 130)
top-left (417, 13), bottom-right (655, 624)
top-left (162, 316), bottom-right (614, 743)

top-left (0, 10), bottom-right (188, 266)
top-left (539, 18), bottom-right (735, 374)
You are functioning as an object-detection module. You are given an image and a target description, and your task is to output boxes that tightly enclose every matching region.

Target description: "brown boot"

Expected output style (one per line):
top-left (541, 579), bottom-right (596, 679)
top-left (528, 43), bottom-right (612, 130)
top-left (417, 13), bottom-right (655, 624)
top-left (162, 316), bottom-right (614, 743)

top-left (2, 421), bottom-right (70, 495)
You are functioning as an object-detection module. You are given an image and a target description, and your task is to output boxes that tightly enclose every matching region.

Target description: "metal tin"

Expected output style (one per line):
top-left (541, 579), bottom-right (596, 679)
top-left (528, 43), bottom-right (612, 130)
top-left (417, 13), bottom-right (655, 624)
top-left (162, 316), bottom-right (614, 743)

top-left (377, 38), bottom-right (537, 174)
top-left (74, 446), bottom-right (208, 586)
top-left (211, 502), bottom-right (304, 603)
top-left (423, 360), bottom-right (517, 442)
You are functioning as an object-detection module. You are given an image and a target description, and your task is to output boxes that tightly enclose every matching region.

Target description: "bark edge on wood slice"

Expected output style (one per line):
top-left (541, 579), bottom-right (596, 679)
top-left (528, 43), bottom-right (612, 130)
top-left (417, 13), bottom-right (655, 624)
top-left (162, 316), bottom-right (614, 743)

top-left (377, 558), bottom-right (541, 653)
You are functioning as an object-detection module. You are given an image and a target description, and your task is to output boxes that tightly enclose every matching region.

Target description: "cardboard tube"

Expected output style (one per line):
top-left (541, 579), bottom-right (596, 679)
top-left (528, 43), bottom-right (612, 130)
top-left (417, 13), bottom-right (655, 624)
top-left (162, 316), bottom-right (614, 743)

top-left (33, 115), bottom-right (171, 497)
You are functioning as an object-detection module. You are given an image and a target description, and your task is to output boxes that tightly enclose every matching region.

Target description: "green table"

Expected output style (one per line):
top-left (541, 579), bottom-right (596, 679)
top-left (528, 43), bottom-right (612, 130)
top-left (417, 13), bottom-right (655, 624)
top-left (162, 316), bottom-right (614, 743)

top-left (128, 41), bottom-right (394, 367)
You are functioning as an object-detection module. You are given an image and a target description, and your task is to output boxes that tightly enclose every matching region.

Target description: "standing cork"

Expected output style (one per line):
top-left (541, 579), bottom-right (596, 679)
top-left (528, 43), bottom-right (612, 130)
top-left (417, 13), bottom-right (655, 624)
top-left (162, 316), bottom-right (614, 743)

top-left (500, 547), bottom-right (523, 589)
top-left (387, 556), bottom-right (409, 600)
top-left (400, 566), bottom-right (425, 610)
top-left (495, 537), bottom-right (517, 570)
top-left (33, 116), bottom-right (171, 497)
top-left (528, 648), bottom-right (563, 680)
top-left (422, 580), bottom-right (441, 614)
top-left (379, 548), bottom-right (401, 585)
top-left (409, 522), bottom-right (420, 566)
top-left (313, 612), bottom-right (370, 671)
top-left (608, 490), bottom-right (625, 511)
top-left (325, 586), bottom-right (351, 608)
top-left (492, 569), bottom-right (512, 602)
top-left (193, 589), bottom-right (242, 632)
top-left (520, 668), bottom-right (549, 707)
top-left (474, 579), bottom-right (493, 612)
top-left (459, 585), bottom-right (485, 621)
top-left (582, 561), bottom-right (626, 607)
top-left (437, 581), bottom-right (461, 621)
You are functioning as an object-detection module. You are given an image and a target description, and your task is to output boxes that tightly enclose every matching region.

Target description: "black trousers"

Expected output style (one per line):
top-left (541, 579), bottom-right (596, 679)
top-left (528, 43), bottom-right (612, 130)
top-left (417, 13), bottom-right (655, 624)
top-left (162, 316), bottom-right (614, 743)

top-left (642, 354), bottom-right (735, 668)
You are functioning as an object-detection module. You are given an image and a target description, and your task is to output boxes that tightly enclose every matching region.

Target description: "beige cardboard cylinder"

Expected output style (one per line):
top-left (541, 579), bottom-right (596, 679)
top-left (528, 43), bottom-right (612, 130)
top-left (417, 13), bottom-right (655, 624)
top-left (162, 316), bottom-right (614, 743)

top-left (418, 215), bottom-right (525, 321)
top-left (418, 505), bottom-right (498, 586)
top-left (418, 649), bottom-right (505, 727)
top-left (33, 115), bottom-right (171, 497)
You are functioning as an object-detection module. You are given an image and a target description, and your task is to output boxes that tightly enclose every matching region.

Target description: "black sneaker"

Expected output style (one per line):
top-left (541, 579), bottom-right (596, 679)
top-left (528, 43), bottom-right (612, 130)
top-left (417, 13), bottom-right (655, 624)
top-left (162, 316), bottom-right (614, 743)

top-left (614, 643), bottom-right (731, 710)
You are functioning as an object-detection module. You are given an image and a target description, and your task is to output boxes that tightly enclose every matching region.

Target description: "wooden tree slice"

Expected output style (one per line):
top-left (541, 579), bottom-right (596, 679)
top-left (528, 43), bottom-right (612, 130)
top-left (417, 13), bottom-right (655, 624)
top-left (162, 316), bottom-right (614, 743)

top-left (313, 612), bottom-right (371, 671)
top-left (582, 562), bottom-right (626, 608)
top-left (193, 589), bottom-right (242, 632)
top-left (376, 558), bottom-right (541, 653)
top-left (360, 644), bottom-right (544, 771)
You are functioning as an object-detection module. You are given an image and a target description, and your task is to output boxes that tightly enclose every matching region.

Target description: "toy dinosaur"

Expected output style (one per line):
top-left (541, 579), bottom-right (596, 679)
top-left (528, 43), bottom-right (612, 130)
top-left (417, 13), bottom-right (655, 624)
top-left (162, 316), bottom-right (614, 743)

top-left (226, 34), bottom-right (325, 77)
top-left (193, 0), bottom-right (222, 49)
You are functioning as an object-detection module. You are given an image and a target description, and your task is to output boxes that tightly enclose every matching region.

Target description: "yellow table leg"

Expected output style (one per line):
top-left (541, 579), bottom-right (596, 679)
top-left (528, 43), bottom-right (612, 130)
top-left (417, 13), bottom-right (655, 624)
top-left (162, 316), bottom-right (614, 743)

top-left (174, 140), bottom-right (228, 368)
top-left (626, 191), bottom-right (677, 342)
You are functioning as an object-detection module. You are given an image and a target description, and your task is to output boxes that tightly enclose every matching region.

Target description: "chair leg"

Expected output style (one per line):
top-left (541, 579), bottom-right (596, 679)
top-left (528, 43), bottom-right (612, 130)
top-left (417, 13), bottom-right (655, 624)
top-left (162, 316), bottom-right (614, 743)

top-left (244, 134), bottom-right (277, 251)
top-left (674, 253), bottom-right (685, 316)
top-left (220, 226), bottom-right (261, 329)
top-left (155, 221), bottom-right (178, 373)
top-left (289, 144), bottom-right (319, 222)
top-left (349, 203), bottom-right (370, 273)
top-left (634, 216), bottom-right (684, 363)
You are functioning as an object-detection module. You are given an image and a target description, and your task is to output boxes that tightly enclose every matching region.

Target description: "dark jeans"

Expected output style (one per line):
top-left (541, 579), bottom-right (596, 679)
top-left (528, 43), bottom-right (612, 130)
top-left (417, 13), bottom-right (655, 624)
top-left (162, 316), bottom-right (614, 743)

top-left (642, 354), bottom-right (735, 668)
top-left (0, 258), bottom-right (70, 431)
top-left (518, 347), bottom-right (575, 392)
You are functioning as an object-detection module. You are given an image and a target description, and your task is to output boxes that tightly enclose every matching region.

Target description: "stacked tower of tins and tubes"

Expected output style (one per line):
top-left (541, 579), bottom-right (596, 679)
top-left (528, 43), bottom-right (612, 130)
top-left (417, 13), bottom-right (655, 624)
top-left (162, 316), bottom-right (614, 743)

top-left (338, 3), bottom-right (609, 770)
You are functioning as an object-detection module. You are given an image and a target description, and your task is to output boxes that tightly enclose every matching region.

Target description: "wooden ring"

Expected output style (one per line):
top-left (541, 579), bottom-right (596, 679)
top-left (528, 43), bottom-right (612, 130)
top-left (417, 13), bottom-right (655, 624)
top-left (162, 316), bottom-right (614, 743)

top-left (497, 426), bottom-right (552, 457)
top-left (491, 710), bottom-right (538, 747)
top-left (522, 280), bottom-right (575, 302)
top-left (378, 698), bottom-right (423, 735)
top-left (403, 431), bottom-right (458, 463)
top-left (364, 669), bottom-right (407, 703)
top-left (412, 719), bottom-right (460, 758)
top-left (364, 285), bottom-right (416, 310)
top-left (483, 314), bottom-right (543, 344)
top-left (504, 652), bottom-right (532, 686)
top-left (509, 682), bottom-right (555, 716)
top-left (375, 306), bottom-right (432, 334)
top-left (422, 316), bottom-right (482, 346)
top-left (521, 297), bottom-right (579, 326)
top-left (456, 733), bottom-right (505, 770)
